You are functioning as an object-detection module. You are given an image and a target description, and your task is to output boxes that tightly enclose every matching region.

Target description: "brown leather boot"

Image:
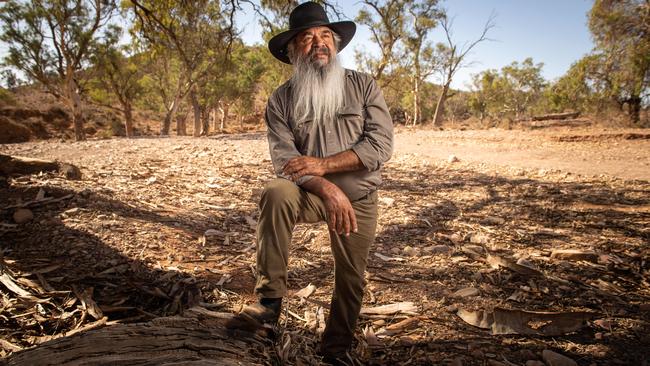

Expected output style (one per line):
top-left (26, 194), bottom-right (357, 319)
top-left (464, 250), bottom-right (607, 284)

top-left (239, 298), bottom-right (282, 326)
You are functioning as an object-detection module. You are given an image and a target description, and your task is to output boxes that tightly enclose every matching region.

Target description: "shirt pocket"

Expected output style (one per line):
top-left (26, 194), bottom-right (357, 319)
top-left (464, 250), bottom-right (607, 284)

top-left (292, 117), bottom-right (314, 155)
top-left (338, 104), bottom-right (365, 147)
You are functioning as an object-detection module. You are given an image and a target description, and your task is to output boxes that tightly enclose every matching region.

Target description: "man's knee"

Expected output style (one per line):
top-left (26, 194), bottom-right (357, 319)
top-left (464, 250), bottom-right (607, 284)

top-left (260, 178), bottom-right (300, 208)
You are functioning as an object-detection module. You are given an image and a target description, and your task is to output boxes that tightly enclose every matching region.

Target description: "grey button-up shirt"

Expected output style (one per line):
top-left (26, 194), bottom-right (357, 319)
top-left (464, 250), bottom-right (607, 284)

top-left (265, 69), bottom-right (393, 201)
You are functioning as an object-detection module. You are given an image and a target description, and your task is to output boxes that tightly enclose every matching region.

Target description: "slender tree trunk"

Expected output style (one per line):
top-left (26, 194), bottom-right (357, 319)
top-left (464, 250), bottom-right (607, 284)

top-left (219, 103), bottom-right (229, 131)
top-left (123, 102), bottom-right (134, 138)
top-left (628, 96), bottom-right (641, 124)
top-left (190, 89), bottom-right (201, 137)
top-left (433, 83), bottom-right (450, 126)
top-left (413, 77), bottom-right (420, 126)
top-left (211, 107), bottom-right (219, 131)
top-left (66, 73), bottom-right (86, 141)
top-left (176, 112), bottom-right (187, 136)
top-left (200, 107), bottom-right (210, 136)
top-left (161, 94), bottom-right (182, 136)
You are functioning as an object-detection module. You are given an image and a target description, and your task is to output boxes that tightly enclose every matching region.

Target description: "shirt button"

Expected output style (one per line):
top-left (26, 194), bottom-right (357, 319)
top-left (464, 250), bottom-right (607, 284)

top-left (327, 130), bottom-right (331, 134)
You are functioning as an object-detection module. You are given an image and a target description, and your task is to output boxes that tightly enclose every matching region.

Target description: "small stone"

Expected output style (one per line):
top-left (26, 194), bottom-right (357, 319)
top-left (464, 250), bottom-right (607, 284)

top-left (593, 319), bottom-right (612, 329)
top-left (550, 249), bottom-right (598, 262)
top-left (542, 349), bottom-right (577, 366)
top-left (452, 287), bottom-right (480, 298)
top-left (470, 233), bottom-right (488, 244)
top-left (525, 361), bottom-right (545, 366)
top-left (13, 209), bottom-right (34, 224)
top-left (59, 163), bottom-right (82, 180)
top-left (403, 246), bottom-right (418, 256)
top-left (449, 233), bottom-right (463, 244)
top-left (448, 155), bottom-right (460, 163)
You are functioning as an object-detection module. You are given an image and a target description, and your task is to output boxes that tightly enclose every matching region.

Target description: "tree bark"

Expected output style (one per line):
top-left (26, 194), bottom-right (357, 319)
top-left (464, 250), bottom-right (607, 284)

top-left (5, 307), bottom-right (267, 366)
top-left (161, 93), bottom-right (182, 136)
top-left (66, 73), bottom-right (86, 141)
top-left (190, 89), bottom-right (201, 137)
top-left (433, 83), bottom-right (450, 126)
top-left (531, 111), bottom-right (581, 121)
top-left (176, 112), bottom-right (187, 136)
top-left (219, 102), bottom-right (230, 131)
top-left (200, 106), bottom-right (210, 136)
top-left (124, 103), bottom-right (134, 138)
top-left (0, 154), bottom-right (81, 179)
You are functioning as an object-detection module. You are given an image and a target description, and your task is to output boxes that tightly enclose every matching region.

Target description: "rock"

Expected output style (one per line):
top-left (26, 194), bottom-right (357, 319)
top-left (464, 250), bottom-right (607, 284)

top-left (470, 233), bottom-right (488, 244)
top-left (593, 319), bottom-right (612, 329)
top-left (424, 245), bottom-right (452, 255)
top-left (550, 249), bottom-right (598, 262)
top-left (13, 209), bottom-right (34, 224)
top-left (449, 233), bottom-right (463, 244)
top-left (542, 350), bottom-right (577, 366)
top-left (525, 361), bottom-right (545, 366)
top-left (59, 163), bottom-right (82, 180)
top-left (403, 246), bottom-right (418, 256)
top-left (448, 155), bottom-right (460, 163)
top-left (452, 287), bottom-right (479, 298)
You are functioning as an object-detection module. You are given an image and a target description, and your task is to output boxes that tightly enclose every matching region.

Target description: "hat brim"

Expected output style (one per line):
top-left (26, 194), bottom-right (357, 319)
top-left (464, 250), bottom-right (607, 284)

top-left (268, 21), bottom-right (356, 64)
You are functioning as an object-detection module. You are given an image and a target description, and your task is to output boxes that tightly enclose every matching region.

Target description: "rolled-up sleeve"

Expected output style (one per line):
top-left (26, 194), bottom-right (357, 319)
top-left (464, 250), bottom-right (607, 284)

top-left (265, 92), bottom-right (314, 185)
top-left (351, 77), bottom-right (393, 171)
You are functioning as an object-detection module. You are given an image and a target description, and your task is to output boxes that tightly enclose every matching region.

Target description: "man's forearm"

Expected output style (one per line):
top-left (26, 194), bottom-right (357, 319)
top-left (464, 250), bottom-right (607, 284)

top-left (322, 150), bottom-right (365, 174)
top-left (300, 175), bottom-right (337, 199)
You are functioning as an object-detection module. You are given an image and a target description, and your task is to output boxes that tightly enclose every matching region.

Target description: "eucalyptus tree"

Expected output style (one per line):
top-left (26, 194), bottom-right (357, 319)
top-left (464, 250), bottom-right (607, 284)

top-left (403, 0), bottom-right (443, 124)
top-left (588, 0), bottom-right (649, 123)
top-left (89, 26), bottom-right (144, 137)
top-left (128, 0), bottom-right (236, 136)
top-left (0, 0), bottom-right (118, 141)
top-left (355, 0), bottom-right (411, 85)
top-left (431, 14), bottom-right (494, 126)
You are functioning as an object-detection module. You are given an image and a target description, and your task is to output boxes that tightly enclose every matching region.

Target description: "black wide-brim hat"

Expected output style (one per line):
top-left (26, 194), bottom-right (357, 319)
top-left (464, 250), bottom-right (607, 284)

top-left (268, 1), bottom-right (356, 64)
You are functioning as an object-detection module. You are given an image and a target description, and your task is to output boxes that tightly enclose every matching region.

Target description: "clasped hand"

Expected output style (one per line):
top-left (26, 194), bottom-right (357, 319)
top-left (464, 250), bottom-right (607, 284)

top-left (284, 157), bottom-right (357, 236)
top-left (282, 156), bottom-right (326, 181)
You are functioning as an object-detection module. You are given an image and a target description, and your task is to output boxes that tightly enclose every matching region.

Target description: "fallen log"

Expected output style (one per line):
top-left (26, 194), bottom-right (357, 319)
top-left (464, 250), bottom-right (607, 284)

top-left (5, 307), bottom-right (270, 365)
top-left (0, 154), bottom-right (81, 179)
top-left (531, 111), bottom-right (580, 121)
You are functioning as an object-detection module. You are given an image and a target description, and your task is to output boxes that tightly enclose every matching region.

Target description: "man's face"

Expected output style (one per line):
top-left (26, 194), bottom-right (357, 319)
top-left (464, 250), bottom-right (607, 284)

top-left (294, 26), bottom-right (336, 66)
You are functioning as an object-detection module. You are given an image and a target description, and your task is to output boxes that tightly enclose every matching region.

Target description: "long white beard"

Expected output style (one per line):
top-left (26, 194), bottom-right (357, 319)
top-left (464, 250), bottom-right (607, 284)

top-left (290, 53), bottom-right (346, 125)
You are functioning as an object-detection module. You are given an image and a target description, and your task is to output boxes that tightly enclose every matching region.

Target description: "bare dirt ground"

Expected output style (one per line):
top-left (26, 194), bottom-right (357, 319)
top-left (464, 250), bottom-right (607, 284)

top-left (1, 126), bottom-right (649, 365)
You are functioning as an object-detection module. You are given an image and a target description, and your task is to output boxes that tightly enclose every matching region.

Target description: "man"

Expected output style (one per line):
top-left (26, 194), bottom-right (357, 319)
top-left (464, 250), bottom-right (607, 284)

top-left (241, 1), bottom-right (393, 363)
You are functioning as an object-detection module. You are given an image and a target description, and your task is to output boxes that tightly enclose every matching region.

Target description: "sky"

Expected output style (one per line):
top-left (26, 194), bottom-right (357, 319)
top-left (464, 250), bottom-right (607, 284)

top-left (236, 0), bottom-right (595, 90)
top-left (0, 0), bottom-right (595, 91)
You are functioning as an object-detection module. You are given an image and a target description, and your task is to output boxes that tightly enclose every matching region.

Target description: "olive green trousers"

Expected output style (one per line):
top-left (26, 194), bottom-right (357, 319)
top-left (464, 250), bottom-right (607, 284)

top-left (255, 178), bottom-right (378, 355)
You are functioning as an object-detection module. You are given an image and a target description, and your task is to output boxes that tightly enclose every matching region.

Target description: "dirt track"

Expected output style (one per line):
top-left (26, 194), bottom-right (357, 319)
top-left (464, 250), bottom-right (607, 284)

top-left (1, 127), bottom-right (649, 365)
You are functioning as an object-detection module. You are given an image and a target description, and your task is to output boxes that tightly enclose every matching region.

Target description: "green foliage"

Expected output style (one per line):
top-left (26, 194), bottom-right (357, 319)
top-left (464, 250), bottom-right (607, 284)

top-left (588, 0), bottom-right (649, 122)
top-left (469, 58), bottom-right (546, 120)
